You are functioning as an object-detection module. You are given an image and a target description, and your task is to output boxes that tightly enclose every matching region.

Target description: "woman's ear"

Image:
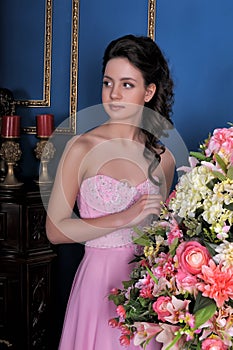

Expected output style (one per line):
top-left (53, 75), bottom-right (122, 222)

top-left (144, 83), bottom-right (156, 102)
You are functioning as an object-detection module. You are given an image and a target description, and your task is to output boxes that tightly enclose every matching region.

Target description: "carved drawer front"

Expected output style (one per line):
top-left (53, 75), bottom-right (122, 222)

top-left (0, 198), bottom-right (51, 255)
top-left (0, 203), bottom-right (20, 253)
top-left (26, 204), bottom-right (51, 253)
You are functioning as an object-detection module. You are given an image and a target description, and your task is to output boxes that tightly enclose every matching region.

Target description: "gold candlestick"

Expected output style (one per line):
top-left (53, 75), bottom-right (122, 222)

top-left (34, 138), bottom-right (56, 184)
top-left (0, 139), bottom-right (23, 187)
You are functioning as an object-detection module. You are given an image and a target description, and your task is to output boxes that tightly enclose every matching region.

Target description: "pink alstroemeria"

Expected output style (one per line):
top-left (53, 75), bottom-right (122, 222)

top-left (133, 322), bottom-right (162, 347)
top-left (167, 221), bottom-right (183, 245)
top-left (162, 295), bottom-right (191, 324)
top-left (177, 156), bottom-right (199, 173)
top-left (153, 252), bottom-right (175, 279)
top-left (156, 324), bottom-right (186, 350)
top-left (201, 160), bottom-right (225, 173)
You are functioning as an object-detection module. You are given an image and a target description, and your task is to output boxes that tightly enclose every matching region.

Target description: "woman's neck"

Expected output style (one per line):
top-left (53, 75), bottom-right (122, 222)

top-left (103, 121), bottom-right (143, 142)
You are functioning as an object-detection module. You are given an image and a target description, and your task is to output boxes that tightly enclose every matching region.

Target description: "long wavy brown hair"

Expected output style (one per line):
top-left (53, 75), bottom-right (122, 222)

top-left (102, 34), bottom-right (174, 185)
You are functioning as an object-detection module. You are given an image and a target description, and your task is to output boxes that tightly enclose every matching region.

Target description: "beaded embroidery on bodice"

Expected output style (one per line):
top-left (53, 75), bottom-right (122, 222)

top-left (77, 175), bottom-right (160, 248)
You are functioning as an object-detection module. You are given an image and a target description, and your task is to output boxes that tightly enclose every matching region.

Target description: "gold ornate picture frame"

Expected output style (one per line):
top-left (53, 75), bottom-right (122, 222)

top-left (148, 0), bottom-right (156, 41)
top-left (13, 0), bottom-right (156, 135)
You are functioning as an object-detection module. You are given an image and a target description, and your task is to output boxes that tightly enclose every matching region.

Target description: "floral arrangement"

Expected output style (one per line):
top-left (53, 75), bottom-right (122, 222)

top-left (108, 124), bottom-right (233, 349)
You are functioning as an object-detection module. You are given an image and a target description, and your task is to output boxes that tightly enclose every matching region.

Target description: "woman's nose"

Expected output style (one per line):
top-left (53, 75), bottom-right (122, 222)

top-left (110, 84), bottom-right (121, 99)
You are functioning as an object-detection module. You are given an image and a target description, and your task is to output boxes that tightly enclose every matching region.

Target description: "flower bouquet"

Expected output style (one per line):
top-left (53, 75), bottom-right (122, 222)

top-left (108, 125), bottom-right (233, 349)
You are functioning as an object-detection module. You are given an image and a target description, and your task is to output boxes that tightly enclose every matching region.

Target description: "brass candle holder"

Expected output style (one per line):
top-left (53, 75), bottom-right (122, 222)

top-left (0, 138), bottom-right (23, 187)
top-left (34, 137), bottom-right (56, 184)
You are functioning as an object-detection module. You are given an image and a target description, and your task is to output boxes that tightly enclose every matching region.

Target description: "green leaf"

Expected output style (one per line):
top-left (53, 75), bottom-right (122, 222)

top-left (145, 266), bottom-right (158, 284)
top-left (189, 151), bottom-right (207, 161)
top-left (224, 202), bottom-right (233, 211)
top-left (193, 293), bottom-right (215, 313)
top-left (133, 227), bottom-right (151, 246)
top-left (193, 294), bottom-right (216, 329)
top-left (165, 332), bottom-right (182, 350)
top-left (206, 178), bottom-right (219, 190)
top-left (215, 153), bottom-right (227, 173)
top-left (212, 170), bottom-right (226, 181)
top-left (122, 280), bottom-right (134, 289)
top-left (203, 240), bottom-right (217, 257)
top-left (194, 303), bottom-right (216, 329)
top-left (169, 237), bottom-right (179, 256)
top-left (108, 293), bottom-right (126, 306)
top-left (133, 236), bottom-right (150, 246)
top-left (227, 165), bottom-right (233, 180)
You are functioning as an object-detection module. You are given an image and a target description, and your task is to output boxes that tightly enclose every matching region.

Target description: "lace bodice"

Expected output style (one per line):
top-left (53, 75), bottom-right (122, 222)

top-left (77, 175), bottom-right (160, 248)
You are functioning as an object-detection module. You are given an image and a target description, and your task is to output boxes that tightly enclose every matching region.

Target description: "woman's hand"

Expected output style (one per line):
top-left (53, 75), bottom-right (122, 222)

top-left (120, 193), bottom-right (163, 228)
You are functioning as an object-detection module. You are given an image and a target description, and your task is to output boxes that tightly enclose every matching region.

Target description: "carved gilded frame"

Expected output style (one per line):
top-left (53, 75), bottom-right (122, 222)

top-left (18, 0), bottom-right (155, 135)
top-left (148, 0), bottom-right (156, 41)
top-left (15, 0), bottom-right (52, 109)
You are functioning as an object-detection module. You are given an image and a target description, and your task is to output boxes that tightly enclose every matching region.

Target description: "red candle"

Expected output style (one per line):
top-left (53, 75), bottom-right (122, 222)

top-left (1, 115), bottom-right (21, 138)
top-left (36, 114), bottom-right (54, 137)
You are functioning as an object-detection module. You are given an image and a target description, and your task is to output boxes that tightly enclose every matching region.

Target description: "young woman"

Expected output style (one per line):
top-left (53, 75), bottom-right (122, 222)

top-left (46, 34), bottom-right (175, 349)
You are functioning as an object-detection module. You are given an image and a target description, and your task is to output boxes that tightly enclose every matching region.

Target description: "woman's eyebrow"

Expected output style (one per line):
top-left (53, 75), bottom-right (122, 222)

top-left (103, 75), bottom-right (137, 82)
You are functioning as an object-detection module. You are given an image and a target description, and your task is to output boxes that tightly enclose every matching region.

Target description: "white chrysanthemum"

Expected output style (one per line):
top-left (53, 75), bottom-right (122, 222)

top-left (202, 179), bottom-right (233, 230)
top-left (169, 165), bottom-right (214, 218)
top-left (214, 241), bottom-right (233, 268)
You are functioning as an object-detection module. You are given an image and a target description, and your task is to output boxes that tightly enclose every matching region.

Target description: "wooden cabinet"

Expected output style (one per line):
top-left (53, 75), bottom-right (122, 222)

top-left (0, 183), bottom-right (56, 350)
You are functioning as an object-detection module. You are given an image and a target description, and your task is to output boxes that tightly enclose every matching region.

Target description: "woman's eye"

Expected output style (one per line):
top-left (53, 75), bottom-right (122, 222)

top-left (123, 82), bottom-right (134, 88)
top-left (103, 80), bottom-right (112, 87)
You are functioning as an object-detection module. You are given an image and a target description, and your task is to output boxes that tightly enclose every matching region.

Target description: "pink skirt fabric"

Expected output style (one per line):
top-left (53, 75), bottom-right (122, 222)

top-left (59, 245), bottom-right (162, 350)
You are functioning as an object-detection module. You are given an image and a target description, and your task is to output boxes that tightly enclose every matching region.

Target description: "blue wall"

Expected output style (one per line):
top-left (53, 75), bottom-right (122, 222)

top-left (156, 0), bottom-right (233, 150)
top-left (1, 0), bottom-right (233, 179)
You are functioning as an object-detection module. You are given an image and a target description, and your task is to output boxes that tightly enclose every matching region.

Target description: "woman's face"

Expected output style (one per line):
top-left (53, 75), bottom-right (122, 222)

top-left (102, 57), bottom-right (155, 123)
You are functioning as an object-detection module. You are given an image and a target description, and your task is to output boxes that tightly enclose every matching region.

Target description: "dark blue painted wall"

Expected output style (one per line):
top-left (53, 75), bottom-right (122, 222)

top-left (156, 0), bottom-right (233, 150)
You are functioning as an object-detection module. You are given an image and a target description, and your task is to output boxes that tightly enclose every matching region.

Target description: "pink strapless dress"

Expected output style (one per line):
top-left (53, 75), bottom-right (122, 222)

top-left (59, 175), bottom-right (162, 350)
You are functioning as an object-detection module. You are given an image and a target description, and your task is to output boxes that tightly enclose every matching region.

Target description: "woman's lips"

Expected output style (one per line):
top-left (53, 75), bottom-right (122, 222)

top-left (109, 104), bottom-right (125, 111)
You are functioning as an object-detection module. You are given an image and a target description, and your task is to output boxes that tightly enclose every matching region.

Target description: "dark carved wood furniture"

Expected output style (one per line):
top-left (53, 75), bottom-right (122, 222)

top-left (0, 183), bottom-right (56, 350)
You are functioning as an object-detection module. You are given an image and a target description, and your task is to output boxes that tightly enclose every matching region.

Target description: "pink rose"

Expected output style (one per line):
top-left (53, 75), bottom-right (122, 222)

top-left (176, 241), bottom-right (211, 275)
top-left (202, 337), bottom-right (228, 350)
top-left (152, 296), bottom-right (172, 322)
top-left (176, 269), bottom-right (198, 295)
top-left (205, 127), bottom-right (233, 159)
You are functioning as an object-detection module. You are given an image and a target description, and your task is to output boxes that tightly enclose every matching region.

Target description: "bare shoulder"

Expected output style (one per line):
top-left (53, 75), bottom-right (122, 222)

top-left (161, 147), bottom-right (175, 167)
top-left (160, 146), bottom-right (176, 180)
top-left (64, 127), bottom-right (105, 155)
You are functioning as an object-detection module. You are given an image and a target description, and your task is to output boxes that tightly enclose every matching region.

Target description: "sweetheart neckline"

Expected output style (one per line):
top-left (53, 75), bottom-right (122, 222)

top-left (80, 174), bottom-right (152, 190)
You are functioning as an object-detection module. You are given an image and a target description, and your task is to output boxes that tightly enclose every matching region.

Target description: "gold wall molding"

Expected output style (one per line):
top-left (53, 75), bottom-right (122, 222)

top-left (56, 0), bottom-right (79, 135)
top-left (16, 0), bottom-right (52, 108)
top-left (148, 0), bottom-right (156, 40)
